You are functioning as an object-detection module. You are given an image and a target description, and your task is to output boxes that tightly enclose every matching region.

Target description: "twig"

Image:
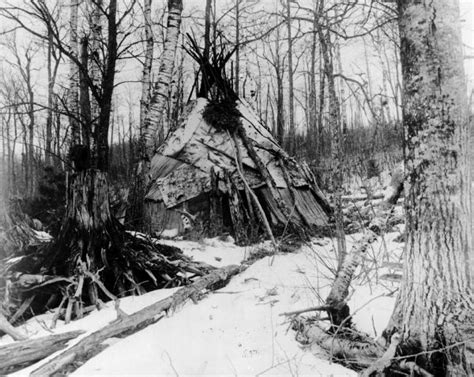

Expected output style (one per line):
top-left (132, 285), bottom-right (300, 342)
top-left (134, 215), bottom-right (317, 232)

top-left (280, 305), bottom-right (331, 317)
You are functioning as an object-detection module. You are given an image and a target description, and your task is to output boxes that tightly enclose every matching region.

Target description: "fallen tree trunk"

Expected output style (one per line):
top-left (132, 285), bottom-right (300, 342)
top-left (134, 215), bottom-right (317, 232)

top-left (0, 312), bottom-right (26, 341)
top-left (324, 231), bottom-right (378, 327)
top-left (31, 264), bottom-right (243, 376)
top-left (293, 317), bottom-right (382, 369)
top-left (0, 330), bottom-right (84, 374)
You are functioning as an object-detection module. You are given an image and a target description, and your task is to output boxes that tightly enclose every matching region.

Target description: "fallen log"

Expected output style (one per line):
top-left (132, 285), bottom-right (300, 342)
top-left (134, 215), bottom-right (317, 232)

top-left (31, 264), bottom-right (243, 376)
top-left (0, 330), bottom-right (84, 374)
top-left (0, 312), bottom-right (26, 341)
top-left (325, 231), bottom-right (378, 326)
top-left (293, 317), bottom-right (382, 369)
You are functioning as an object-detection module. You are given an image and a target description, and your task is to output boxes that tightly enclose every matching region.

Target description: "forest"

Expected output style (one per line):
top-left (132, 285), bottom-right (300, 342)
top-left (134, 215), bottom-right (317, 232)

top-left (0, 0), bottom-right (472, 376)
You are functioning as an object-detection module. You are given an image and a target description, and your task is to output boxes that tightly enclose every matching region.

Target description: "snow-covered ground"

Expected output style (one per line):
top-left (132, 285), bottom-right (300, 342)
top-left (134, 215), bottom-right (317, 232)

top-left (4, 232), bottom-right (403, 376)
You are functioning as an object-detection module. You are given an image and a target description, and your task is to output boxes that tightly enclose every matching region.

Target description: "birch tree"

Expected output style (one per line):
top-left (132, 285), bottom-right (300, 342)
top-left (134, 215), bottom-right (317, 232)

top-left (141, 0), bottom-right (183, 159)
top-left (128, 0), bottom-right (183, 229)
top-left (139, 0), bottom-right (153, 130)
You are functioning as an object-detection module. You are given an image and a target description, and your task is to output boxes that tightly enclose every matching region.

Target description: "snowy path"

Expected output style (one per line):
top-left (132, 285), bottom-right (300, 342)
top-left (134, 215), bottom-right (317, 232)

top-left (6, 235), bottom-right (401, 376)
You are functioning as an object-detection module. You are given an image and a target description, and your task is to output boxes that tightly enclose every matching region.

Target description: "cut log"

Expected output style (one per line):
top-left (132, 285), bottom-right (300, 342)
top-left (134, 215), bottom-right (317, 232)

top-left (0, 330), bottom-right (84, 374)
top-left (31, 264), bottom-right (243, 376)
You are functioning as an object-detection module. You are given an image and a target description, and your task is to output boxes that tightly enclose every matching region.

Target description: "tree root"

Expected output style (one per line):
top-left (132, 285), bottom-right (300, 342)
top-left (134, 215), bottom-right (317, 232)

top-left (293, 317), bottom-right (439, 376)
top-left (4, 221), bottom-right (215, 323)
top-left (292, 316), bottom-right (383, 370)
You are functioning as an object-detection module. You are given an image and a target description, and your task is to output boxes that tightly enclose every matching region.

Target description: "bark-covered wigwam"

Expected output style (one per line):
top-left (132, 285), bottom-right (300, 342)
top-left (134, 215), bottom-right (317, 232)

top-left (144, 36), bottom-right (332, 244)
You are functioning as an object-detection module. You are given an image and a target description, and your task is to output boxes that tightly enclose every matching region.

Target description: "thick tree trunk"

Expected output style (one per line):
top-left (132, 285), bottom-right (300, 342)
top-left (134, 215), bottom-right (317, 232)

top-left (95, 0), bottom-right (117, 171)
top-left (79, 36), bottom-right (91, 147)
top-left (389, 0), bottom-right (473, 375)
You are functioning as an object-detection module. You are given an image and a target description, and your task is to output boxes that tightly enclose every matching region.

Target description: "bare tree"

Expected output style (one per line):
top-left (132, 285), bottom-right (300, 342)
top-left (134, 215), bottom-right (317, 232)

top-left (69, 0), bottom-right (80, 146)
top-left (285, 0), bottom-right (295, 155)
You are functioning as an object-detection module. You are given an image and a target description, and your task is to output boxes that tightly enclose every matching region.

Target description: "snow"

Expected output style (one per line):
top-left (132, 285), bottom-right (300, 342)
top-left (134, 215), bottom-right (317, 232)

top-left (5, 233), bottom-right (403, 376)
top-left (32, 230), bottom-right (53, 242)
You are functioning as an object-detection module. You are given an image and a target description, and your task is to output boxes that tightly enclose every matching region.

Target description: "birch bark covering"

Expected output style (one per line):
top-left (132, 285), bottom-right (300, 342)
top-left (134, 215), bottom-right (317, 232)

top-left (69, 0), bottom-right (80, 145)
top-left (142, 0), bottom-right (183, 160)
top-left (395, 0), bottom-right (473, 374)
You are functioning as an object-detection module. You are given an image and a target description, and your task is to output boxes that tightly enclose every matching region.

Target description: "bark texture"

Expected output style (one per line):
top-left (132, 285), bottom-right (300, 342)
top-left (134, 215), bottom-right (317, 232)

top-left (141, 0), bottom-right (183, 159)
top-left (69, 0), bottom-right (80, 145)
top-left (139, 0), bottom-right (154, 130)
top-left (393, 0), bottom-right (473, 375)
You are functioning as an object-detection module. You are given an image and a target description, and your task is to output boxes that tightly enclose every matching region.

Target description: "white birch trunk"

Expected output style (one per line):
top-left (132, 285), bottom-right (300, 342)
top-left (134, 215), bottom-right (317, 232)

top-left (141, 0), bottom-right (183, 160)
top-left (139, 0), bottom-right (153, 130)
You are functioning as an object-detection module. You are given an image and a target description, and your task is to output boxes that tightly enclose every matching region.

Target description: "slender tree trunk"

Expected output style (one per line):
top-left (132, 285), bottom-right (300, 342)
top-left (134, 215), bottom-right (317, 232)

top-left (89, 0), bottom-right (103, 168)
top-left (309, 1), bottom-right (318, 158)
top-left (96, 0), bottom-right (117, 171)
top-left (286, 0), bottom-right (295, 155)
top-left (45, 27), bottom-right (53, 166)
top-left (335, 42), bottom-right (347, 135)
top-left (389, 0), bottom-right (473, 375)
top-left (69, 0), bottom-right (80, 145)
top-left (141, 0), bottom-right (183, 159)
top-left (27, 81), bottom-right (35, 197)
top-left (80, 36), bottom-right (91, 147)
top-left (316, 4), bottom-right (346, 267)
top-left (234, 0), bottom-right (240, 97)
top-left (5, 111), bottom-right (12, 194)
top-left (139, 0), bottom-right (153, 131)
top-left (274, 22), bottom-right (285, 145)
top-left (317, 47), bottom-right (325, 155)
top-left (198, 0), bottom-right (212, 99)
